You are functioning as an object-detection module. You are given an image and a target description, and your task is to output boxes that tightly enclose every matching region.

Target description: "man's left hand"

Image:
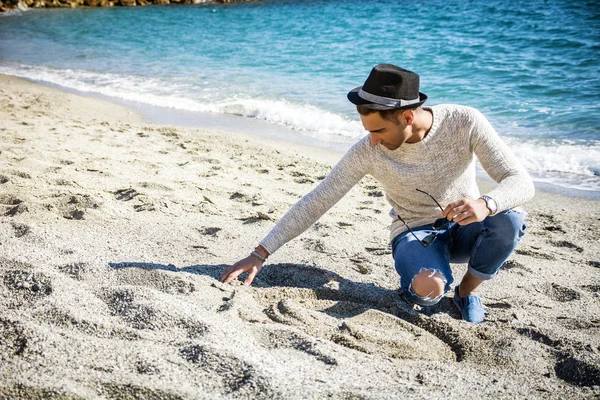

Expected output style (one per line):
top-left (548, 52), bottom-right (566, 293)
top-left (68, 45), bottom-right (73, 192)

top-left (441, 198), bottom-right (490, 225)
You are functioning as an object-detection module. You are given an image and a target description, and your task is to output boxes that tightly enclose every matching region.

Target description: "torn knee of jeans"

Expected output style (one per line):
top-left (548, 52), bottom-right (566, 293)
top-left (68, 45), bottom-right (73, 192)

top-left (409, 268), bottom-right (447, 301)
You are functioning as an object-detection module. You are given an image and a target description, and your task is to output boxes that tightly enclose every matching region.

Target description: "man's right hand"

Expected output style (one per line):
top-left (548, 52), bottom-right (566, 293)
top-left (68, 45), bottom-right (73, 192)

top-left (220, 255), bottom-right (263, 286)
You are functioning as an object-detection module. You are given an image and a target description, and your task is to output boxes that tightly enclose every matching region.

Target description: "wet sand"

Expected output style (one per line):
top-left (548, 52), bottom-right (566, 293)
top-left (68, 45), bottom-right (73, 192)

top-left (1, 74), bottom-right (599, 399)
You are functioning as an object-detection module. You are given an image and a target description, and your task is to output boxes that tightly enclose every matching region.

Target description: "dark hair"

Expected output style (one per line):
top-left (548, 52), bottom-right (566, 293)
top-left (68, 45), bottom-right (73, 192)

top-left (356, 105), bottom-right (417, 123)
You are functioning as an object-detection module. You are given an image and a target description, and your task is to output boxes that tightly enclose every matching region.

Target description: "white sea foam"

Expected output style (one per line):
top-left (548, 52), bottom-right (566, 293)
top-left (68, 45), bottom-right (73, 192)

top-left (506, 138), bottom-right (600, 177)
top-left (2, 63), bottom-right (598, 192)
top-left (0, 63), bottom-right (363, 142)
top-left (216, 98), bottom-right (363, 141)
top-left (504, 138), bottom-right (600, 191)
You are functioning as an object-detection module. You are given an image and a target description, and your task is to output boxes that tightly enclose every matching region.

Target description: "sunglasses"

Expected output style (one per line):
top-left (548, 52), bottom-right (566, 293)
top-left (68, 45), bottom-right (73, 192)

top-left (397, 189), bottom-right (450, 248)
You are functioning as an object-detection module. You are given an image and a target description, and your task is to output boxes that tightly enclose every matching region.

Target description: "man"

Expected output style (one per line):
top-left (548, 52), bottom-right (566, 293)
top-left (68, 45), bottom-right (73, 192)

top-left (220, 64), bottom-right (534, 323)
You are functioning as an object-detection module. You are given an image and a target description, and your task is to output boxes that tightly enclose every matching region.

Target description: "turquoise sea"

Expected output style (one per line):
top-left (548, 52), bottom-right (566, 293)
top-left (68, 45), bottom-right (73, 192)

top-left (1, 0), bottom-right (599, 194)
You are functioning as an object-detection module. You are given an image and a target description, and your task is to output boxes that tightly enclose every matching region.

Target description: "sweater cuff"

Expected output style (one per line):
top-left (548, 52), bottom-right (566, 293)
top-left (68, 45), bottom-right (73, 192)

top-left (258, 240), bottom-right (277, 257)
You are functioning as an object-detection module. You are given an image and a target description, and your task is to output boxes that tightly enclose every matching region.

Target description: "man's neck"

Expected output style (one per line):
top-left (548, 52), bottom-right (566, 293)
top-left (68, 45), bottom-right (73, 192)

top-left (406, 108), bottom-right (434, 143)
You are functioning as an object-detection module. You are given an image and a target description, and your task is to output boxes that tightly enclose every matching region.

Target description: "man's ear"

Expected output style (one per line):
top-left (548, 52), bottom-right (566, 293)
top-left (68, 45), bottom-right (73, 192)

top-left (401, 109), bottom-right (415, 125)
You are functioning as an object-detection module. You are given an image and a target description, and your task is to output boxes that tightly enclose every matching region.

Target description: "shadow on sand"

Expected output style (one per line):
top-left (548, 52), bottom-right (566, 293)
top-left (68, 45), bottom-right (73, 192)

top-left (108, 261), bottom-right (460, 322)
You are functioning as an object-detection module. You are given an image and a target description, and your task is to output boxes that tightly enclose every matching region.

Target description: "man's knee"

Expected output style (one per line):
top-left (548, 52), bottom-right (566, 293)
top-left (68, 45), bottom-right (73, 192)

top-left (486, 209), bottom-right (527, 248)
top-left (410, 269), bottom-right (446, 300)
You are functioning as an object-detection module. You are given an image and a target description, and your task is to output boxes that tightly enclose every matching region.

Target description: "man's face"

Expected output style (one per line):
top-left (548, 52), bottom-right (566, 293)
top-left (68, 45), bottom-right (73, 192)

top-left (359, 111), bottom-right (409, 150)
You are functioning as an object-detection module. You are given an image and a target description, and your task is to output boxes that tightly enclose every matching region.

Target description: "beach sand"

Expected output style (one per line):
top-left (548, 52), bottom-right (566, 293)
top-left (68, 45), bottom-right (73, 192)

top-left (1, 74), bottom-right (599, 399)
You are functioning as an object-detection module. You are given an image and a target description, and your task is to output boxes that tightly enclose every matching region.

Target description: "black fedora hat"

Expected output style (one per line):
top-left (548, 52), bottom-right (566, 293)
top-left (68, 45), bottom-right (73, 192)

top-left (347, 64), bottom-right (427, 110)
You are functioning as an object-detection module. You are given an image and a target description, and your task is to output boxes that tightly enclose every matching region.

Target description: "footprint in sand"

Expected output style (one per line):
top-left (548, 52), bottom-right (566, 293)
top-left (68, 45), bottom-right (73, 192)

top-left (176, 318), bottom-right (210, 340)
top-left (0, 194), bottom-right (27, 217)
top-left (364, 246), bottom-right (392, 256)
top-left (2, 268), bottom-right (53, 304)
top-left (229, 191), bottom-right (251, 202)
top-left (367, 190), bottom-right (384, 197)
top-left (302, 238), bottom-right (330, 254)
top-left (0, 318), bottom-right (31, 357)
top-left (135, 360), bottom-right (160, 375)
top-left (198, 227), bottom-right (222, 237)
top-left (556, 316), bottom-right (600, 330)
top-left (294, 177), bottom-right (315, 184)
top-left (501, 259), bottom-right (533, 274)
top-left (286, 170), bottom-right (316, 185)
top-left (55, 262), bottom-right (89, 281)
top-left (581, 284), bottom-right (600, 296)
top-left (113, 188), bottom-right (140, 201)
top-left (133, 202), bottom-right (156, 212)
top-left (113, 188), bottom-right (156, 212)
top-left (534, 212), bottom-right (567, 234)
top-left (99, 287), bottom-right (164, 331)
top-left (349, 253), bottom-right (373, 274)
top-left (515, 247), bottom-right (556, 261)
top-left (513, 327), bottom-right (563, 349)
top-left (10, 222), bottom-right (30, 238)
top-left (57, 193), bottom-right (101, 220)
top-left (179, 343), bottom-right (278, 398)
top-left (8, 170), bottom-right (31, 179)
top-left (357, 205), bottom-right (382, 214)
top-left (239, 212), bottom-right (273, 224)
top-left (544, 283), bottom-right (581, 302)
top-left (550, 240), bottom-right (584, 253)
top-left (554, 352), bottom-right (600, 388)
top-left (543, 225), bottom-right (566, 233)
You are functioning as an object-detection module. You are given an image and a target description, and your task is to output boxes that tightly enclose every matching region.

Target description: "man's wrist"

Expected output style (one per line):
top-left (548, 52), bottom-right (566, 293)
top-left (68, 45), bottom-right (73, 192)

top-left (479, 195), bottom-right (498, 216)
top-left (250, 251), bottom-right (266, 263)
top-left (250, 245), bottom-right (270, 263)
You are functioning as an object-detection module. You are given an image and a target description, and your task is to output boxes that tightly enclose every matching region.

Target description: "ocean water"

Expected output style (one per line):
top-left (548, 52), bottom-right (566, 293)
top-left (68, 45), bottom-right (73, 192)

top-left (1, 0), bottom-right (599, 194)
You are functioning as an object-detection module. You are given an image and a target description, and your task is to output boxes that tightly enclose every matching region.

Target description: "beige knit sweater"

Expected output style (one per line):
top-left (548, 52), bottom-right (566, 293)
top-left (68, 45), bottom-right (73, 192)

top-left (260, 104), bottom-right (535, 255)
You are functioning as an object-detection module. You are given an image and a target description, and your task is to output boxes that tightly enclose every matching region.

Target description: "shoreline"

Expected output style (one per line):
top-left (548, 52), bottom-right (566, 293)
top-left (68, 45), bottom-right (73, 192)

top-left (10, 73), bottom-right (600, 201)
top-left (1, 73), bottom-right (599, 399)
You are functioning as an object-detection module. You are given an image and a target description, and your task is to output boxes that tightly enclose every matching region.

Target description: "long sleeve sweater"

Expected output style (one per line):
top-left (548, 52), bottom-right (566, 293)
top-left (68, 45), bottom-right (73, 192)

top-left (260, 104), bottom-right (535, 255)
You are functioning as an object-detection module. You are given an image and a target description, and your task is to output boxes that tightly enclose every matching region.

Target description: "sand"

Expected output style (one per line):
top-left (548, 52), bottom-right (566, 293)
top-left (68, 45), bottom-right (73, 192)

top-left (1, 74), bottom-right (599, 399)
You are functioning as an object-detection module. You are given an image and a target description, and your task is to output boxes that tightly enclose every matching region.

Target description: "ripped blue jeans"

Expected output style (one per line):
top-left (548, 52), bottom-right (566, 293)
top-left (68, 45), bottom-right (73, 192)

top-left (392, 208), bottom-right (527, 307)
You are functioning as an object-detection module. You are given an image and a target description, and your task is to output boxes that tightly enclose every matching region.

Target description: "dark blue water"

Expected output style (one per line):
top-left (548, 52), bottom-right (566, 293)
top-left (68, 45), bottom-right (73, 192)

top-left (1, 0), bottom-right (599, 192)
